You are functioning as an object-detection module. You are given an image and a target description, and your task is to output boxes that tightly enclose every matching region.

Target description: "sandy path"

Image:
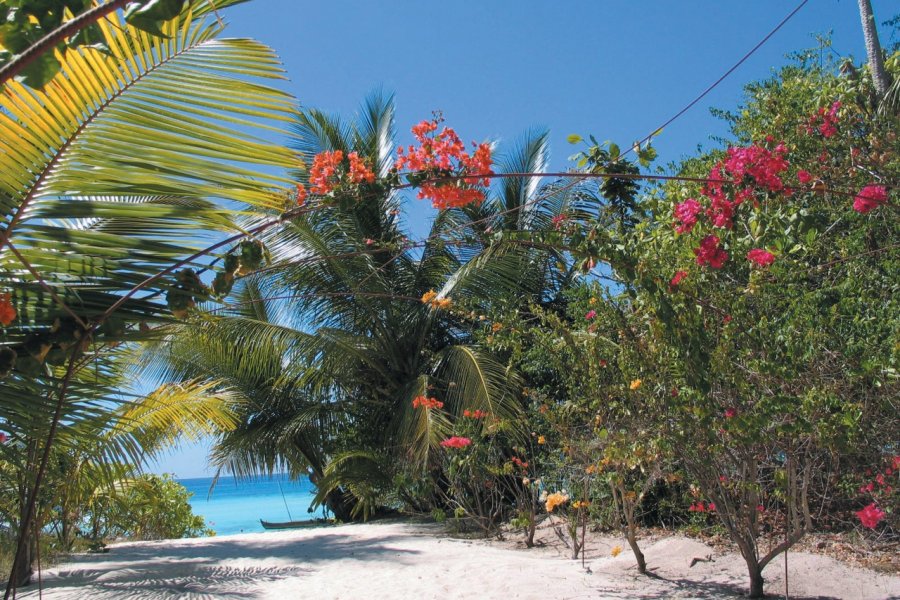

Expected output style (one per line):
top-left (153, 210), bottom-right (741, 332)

top-left (18, 521), bottom-right (900, 599)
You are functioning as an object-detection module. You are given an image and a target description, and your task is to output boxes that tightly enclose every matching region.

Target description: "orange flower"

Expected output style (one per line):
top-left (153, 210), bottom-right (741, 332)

top-left (347, 151), bottom-right (376, 184)
top-left (309, 150), bottom-right (344, 195)
top-left (412, 395), bottom-right (444, 410)
top-left (491, 322), bottom-right (503, 332)
top-left (433, 297), bottom-right (452, 310)
top-left (421, 290), bottom-right (438, 304)
top-left (296, 184), bottom-right (308, 205)
top-left (537, 435), bottom-right (546, 445)
top-left (610, 545), bottom-right (623, 557)
top-left (0, 293), bottom-right (16, 326)
top-left (629, 379), bottom-right (642, 390)
top-left (544, 491), bottom-right (569, 513)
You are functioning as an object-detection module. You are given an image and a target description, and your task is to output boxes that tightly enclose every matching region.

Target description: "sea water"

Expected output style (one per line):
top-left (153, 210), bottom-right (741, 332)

top-left (179, 474), bottom-right (325, 536)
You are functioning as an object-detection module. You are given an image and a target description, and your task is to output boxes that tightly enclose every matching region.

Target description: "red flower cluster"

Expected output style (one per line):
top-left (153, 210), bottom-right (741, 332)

top-left (856, 503), bottom-right (885, 529)
top-left (412, 395), bottom-right (444, 410)
top-left (347, 151), bottom-right (376, 184)
top-left (510, 456), bottom-right (529, 470)
top-left (858, 457), bottom-right (896, 496)
top-left (853, 184), bottom-right (888, 214)
top-left (395, 117), bottom-right (493, 209)
top-left (440, 436), bottom-right (472, 449)
top-left (693, 235), bottom-right (728, 269)
top-left (704, 143), bottom-right (790, 229)
top-left (463, 409), bottom-right (489, 419)
top-left (551, 214), bottom-right (569, 230)
top-left (806, 101), bottom-right (841, 138)
top-left (688, 501), bottom-right (716, 512)
top-left (0, 293), bottom-right (16, 326)
top-left (295, 183), bottom-right (308, 206)
top-left (669, 270), bottom-right (688, 290)
top-left (310, 150), bottom-right (345, 195)
top-left (308, 150), bottom-right (377, 196)
top-left (746, 248), bottom-right (776, 267)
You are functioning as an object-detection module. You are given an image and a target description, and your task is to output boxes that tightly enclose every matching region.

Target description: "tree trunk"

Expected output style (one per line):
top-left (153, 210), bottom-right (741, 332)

top-left (322, 488), bottom-right (354, 522)
top-left (857, 0), bottom-right (889, 96)
top-left (743, 552), bottom-right (765, 598)
top-left (625, 525), bottom-right (647, 574)
top-left (11, 527), bottom-right (34, 589)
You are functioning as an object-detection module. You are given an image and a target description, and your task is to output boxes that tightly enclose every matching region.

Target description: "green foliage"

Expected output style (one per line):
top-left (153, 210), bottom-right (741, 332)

top-left (0, 1), bottom-right (252, 87)
top-left (96, 474), bottom-right (213, 541)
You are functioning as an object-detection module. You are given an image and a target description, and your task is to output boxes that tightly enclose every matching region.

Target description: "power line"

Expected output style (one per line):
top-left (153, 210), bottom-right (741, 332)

top-left (627, 0), bottom-right (811, 157)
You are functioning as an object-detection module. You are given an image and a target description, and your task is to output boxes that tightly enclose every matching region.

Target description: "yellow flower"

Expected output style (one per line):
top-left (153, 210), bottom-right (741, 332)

top-left (610, 545), bottom-right (623, 557)
top-left (571, 500), bottom-right (590, 509)
top-left (491, 322), bottom-right (503, 332)
top-left (629, 379), bottom-right (642, 390)
top-left (421, 290), bottom-right (437, 304)
top-left (544, 491), bottom-right (569, 513)
top-left (586, 465), bottom-right (596, 475)
top-left (537, 435), bottom-right (546, 445)
top-left (589, 297), bottom-right (597, 305)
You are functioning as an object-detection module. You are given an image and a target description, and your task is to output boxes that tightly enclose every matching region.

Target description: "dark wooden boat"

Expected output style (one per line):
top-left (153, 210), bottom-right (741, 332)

top-left (260, 518), bottom-right (324, 530)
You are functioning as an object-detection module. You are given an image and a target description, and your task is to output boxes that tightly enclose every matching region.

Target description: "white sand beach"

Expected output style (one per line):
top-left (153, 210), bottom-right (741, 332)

top-left (17, 521), bottom-right (899, 599)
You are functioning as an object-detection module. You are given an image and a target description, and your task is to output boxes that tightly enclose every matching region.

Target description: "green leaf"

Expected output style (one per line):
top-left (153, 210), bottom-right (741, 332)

top-left (608, 142), bottom-right (620, 160)
top-left (125, 0), bottom-right (187, 36)
top-left (567, 134), bottom-right (583, 144)
top-left (16, 48), bottom-right (61, 88)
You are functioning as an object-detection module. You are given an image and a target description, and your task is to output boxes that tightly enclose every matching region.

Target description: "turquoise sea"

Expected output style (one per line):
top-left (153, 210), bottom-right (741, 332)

top-left (179, 474), bottom-right (325, 536)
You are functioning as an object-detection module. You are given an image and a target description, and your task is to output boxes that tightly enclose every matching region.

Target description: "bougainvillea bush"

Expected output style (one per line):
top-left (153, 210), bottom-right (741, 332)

top-left (553, 51), bottom-right (898, 596)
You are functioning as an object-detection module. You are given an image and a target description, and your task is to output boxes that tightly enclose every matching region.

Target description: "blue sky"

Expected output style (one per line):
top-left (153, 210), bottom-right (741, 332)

top-left (151, 0), bottom-right (896, 478)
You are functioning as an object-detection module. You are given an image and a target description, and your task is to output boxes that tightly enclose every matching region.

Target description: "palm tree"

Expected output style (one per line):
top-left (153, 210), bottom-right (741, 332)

top-left (143, 93), bottom-right (535, 520)
top-left (0, 2), bottom-right (298, 588)
top-left (857, 0), bottom-right (889, 97)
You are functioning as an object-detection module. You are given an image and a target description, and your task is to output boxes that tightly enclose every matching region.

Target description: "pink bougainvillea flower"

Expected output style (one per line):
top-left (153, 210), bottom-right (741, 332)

top-left (707, 502), bottom-right (716, 512)
top-left (440, 436), bottom-right (472, 449)
top-left (723, 314), bottom-right (733, 324)
top-left (0, 432), bottom-right (7, 444)
top-left (674, 198), bottom-right (702, 234)
top-left (585, 309), bottom-right (597, 320)
top-left (747, 248), bottom-right (776, 267)
top-left (797, 170), bottom-right (812, 184)
top-left (694, 235), bottom-right (728, 269)
top-left (853, 184), bottom-right (888, 214)
top-left (724, 408), bottom-right (737, 419)
top-left (669, 270), bottom-right (688, 290)
top-left (856, 503), bottom-right (885, 529)
top-left (551, 214), bottom-right (568, 230)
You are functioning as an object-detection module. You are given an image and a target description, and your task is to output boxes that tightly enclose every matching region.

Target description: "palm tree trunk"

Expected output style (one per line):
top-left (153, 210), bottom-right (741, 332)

top-left (857, 0), bottom-right (889, 96)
